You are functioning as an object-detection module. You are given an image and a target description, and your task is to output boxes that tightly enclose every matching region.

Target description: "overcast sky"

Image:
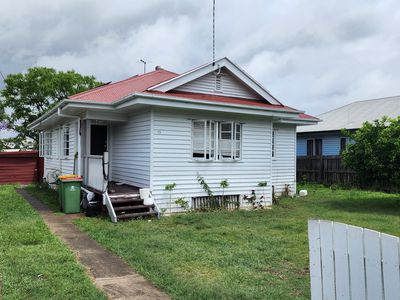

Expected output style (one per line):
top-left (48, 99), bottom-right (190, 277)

top-left (1, 0), bottom-right (400, 117)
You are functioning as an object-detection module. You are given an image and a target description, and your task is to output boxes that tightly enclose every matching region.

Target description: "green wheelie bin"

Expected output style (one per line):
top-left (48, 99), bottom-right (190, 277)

top-left (58, 175), bottom-right (83, 213)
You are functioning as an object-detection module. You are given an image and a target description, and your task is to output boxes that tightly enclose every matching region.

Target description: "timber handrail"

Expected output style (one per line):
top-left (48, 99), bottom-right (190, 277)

top-left (103, 191), bottom-right (117, 223)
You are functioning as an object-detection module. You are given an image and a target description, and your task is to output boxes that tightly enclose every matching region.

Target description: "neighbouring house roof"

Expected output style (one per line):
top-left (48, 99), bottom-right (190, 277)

top-left (297, 95), bottom-right (400, 133)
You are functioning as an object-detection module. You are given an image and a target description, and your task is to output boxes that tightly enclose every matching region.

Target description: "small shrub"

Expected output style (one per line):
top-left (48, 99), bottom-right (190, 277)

top-left (175, 197), bottom-right (189, 210)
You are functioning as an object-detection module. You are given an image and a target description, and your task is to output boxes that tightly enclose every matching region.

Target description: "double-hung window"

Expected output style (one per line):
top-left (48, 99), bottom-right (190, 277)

top-left (192, 120), bottom-right (216, 159)
top-left (192, 120), bottom-right (242, 160)
top-left (39, 132), bottom-right (44, 157)
top-left (63, 126), bottom-right (70, 157)
top-left (44, 131), bottom-right (53, 157)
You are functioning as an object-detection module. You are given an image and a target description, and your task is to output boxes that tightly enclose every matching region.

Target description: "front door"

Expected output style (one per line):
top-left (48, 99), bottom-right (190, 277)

top-left (90, 124), bottom-right (108, 155)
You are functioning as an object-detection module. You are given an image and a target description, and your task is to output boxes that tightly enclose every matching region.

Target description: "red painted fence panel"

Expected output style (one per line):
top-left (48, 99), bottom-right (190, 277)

top-left (0, 151), bottom-right (44, 184)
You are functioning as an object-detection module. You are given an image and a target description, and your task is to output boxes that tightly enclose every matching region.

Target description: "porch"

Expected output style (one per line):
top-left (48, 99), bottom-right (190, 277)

top-left (81, 152), bottom-right (159, 223)
top-left (80, 120), bottom-right (160, 222)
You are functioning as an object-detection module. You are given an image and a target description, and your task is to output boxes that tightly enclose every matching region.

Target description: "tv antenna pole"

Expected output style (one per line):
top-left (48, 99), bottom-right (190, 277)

top-left (140, 59), bottom-right (147, 74)
top-left (212, 0), bottom-right (216, 66)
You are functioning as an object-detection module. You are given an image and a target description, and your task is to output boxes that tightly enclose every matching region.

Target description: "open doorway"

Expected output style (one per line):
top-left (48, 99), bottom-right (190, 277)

top-left (90, 124), bottom-right (108, 155)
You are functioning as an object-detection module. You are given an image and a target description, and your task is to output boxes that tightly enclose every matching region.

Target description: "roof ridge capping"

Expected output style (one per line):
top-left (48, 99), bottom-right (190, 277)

top-left (147, 57), bottom-right (283, 106)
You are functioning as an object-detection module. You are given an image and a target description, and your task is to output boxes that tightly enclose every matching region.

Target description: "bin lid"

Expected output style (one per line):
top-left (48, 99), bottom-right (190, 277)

top-left (58, 174), bottom-right (83, 181)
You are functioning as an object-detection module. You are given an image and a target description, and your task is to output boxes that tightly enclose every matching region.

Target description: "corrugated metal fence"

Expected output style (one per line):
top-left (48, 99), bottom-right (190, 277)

top-left (297, 155), bottom-right (356, 185)
top-left (0, 151), bottom-right (44, 184)
top-left (308, 220), bottom-right (400, 300)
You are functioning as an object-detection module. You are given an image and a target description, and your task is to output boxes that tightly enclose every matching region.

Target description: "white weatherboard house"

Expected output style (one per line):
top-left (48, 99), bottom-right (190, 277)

top-left (29, 57), bottom-right (318, 222)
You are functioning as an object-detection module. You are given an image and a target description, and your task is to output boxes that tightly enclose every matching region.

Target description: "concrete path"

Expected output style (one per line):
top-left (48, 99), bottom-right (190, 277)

top-left (17, 189), bottom-right (170, 300)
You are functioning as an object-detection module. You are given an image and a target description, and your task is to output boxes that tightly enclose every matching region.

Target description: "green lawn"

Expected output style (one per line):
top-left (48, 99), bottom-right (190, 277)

top-left (32, 184), bottom-right (400, 299)
top-left (0, 185), bottom-right (106, 300)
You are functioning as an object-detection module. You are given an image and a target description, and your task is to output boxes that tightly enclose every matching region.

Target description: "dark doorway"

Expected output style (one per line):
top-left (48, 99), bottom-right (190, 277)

top-left (90, 125), bottom-right (108, 155)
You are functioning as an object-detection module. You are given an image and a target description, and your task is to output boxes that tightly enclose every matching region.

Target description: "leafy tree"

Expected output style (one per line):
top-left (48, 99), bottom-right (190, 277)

top-left (342, 116), bottom-right (400, 188)
top-left (0, 67), bottom-right (102, 149)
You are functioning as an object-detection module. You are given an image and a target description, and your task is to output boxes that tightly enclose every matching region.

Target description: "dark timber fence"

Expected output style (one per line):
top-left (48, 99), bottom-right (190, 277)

top-left (297, 155), bottom-right (356, 185)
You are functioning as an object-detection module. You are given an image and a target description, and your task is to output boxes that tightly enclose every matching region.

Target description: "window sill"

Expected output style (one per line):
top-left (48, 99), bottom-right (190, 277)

top-left (190, 159), bottom-right (242, 163)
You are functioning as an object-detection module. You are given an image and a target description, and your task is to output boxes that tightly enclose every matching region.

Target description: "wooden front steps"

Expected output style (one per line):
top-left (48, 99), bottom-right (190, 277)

top-left (109, 193), bottom-right (158, 221)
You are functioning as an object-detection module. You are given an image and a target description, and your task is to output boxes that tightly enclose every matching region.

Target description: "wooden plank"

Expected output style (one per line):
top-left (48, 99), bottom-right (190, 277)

top-left (319, 220), bottom-right (336, 299)
top-left (308, 220), bottom-right (323, 300)
top-left (381, 233), bottom-right (400, 300)
top-left (364, 229), bottom-right (383, 300)
top-left (347, 225), bottom-right (366, 300)
top-left (333, 222), bottom-right (350, 300)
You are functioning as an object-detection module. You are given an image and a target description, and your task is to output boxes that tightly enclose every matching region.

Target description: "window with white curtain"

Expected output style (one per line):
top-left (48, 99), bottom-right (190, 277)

top-left (192, 120), bottom-right (242, 160)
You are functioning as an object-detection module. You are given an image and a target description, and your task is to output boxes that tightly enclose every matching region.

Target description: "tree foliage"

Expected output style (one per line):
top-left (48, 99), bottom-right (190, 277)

top-left (342, 116), bottom-right (400, 188)
top-left (0, 67), bottom-right (102, 149)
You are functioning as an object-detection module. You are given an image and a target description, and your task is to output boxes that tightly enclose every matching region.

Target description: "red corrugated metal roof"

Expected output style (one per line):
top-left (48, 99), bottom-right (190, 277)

top-left (68, 68), bottom-right (318, 120)
top-left (69, 69), bottom-right (178, 102)
top-left (298, 113), bottom-right (320, 120)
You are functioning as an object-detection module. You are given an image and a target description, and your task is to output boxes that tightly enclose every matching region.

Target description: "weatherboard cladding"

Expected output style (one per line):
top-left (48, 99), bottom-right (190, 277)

top-left (296, 132), bottom-right (350, 156)
top-left (149, 107), bottom-right (274, 212)
top-left (272, 124), bottom-right (297, 195)
top-left (173, 70), bottom-right (263, 100)
top-left (110, 109), bottom-right (151, 188)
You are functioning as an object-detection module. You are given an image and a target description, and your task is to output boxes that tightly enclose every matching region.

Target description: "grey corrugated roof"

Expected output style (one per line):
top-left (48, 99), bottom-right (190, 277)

top-left (297, 95), bottom-right (400, 133)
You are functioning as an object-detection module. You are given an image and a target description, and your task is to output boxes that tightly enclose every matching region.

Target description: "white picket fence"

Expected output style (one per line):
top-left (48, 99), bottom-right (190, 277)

top-left (308, 220), bottom-right (400, 300)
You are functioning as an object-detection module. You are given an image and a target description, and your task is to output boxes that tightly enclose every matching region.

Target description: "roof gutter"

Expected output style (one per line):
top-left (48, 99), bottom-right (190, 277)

top-left (28, 101), bottom-right (66, 130)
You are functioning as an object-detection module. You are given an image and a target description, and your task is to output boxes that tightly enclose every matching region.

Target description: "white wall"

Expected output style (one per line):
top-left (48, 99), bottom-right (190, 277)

top-left (150, 107), bottom-right (273, 212)
top-left (43, 120), bottom-right (77, 182)
top-left (272, 123), bottom-right (297, 196)
top-left (110, 109), bottom-right (151, 188)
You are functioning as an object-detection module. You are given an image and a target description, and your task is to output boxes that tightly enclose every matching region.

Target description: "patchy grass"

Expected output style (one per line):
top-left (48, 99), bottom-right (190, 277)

top-left (33, 184), bottom-right (400, 299)
top-left (0, 185), bottom-right (106, 300)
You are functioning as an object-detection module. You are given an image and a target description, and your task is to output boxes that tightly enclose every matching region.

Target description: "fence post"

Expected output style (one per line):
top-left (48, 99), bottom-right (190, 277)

top-left (319, 156), bottom-right (324, 183)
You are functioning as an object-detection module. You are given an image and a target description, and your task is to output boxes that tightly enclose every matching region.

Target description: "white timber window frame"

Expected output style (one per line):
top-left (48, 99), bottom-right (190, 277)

top-left (39, 132), bottom-right (44, 157)
top-left (192, 119), bottom-right (242, 161)
top-left (44, 131), bottom-right (53, 158)
top-left (62, 125), bottom-right (70, 157)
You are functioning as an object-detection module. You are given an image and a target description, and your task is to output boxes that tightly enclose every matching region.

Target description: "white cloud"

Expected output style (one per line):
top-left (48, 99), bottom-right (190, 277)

top-left (1, 0), bottom-right (400, 115)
